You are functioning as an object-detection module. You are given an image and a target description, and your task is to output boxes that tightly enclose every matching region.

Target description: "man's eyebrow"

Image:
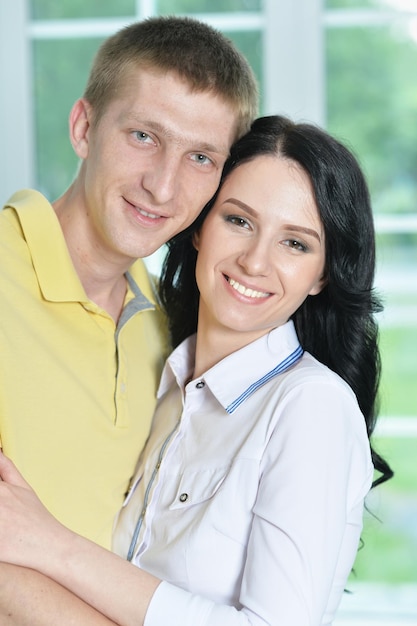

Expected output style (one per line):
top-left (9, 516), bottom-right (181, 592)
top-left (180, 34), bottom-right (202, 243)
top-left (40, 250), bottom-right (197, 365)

top-left (223, 198), bottom-right (322, 242)
top-left (125, 116), bottom-right (229, 155)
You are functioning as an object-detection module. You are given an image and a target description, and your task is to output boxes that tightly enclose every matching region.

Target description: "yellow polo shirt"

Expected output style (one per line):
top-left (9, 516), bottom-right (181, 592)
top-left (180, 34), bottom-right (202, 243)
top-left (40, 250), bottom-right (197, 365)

top-left (0, 189), bottom-right (169, 548)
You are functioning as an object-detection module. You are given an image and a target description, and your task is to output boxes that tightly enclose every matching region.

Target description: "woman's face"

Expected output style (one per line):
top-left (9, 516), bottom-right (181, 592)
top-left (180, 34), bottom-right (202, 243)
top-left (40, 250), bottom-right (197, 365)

top-left (194, 154), bottom-right (326, 345)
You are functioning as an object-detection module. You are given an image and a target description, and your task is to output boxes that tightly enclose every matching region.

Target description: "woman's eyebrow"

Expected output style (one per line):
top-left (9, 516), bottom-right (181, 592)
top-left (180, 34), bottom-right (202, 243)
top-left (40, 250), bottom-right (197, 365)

top-left (222, 198), bottom-right (257, 217)
top-left (283, 225), bottom-right (322, 243)
top-left (223, 198), bottom-right (322, 243)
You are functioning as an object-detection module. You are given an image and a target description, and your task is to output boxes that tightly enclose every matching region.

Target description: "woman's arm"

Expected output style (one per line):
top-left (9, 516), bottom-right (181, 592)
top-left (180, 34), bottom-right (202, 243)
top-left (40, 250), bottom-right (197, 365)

top-left (0, 452), bottom-right (160, 626)
top-left (0, 564), bottom-right (119, 626)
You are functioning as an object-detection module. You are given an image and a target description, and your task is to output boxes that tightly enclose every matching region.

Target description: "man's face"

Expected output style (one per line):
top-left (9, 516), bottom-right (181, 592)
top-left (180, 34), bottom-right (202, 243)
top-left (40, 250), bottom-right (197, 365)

top-left (76, 67), bottom-right (239, 264)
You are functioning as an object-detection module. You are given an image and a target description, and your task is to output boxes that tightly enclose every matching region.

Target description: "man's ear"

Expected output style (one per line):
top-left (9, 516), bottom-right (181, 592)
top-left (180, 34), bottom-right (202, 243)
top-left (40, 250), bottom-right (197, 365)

top-left (69, 98), bottom-right (93, 160)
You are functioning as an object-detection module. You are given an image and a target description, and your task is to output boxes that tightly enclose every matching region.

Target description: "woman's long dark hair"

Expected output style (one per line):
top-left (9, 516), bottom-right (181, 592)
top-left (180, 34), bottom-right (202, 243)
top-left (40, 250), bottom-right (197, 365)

top-left (159, 115), bottom-right (393, 487)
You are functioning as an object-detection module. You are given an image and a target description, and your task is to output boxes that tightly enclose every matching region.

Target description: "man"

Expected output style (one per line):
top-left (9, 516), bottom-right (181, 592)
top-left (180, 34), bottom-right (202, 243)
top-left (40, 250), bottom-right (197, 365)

top-left (0, 15), bottom-right (258, 548)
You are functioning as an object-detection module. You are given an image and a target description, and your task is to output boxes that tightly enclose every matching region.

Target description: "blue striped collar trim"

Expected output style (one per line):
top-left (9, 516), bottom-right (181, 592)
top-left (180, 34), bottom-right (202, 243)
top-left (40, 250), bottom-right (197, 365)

top-left (225, 344), bottom-right (304, 414)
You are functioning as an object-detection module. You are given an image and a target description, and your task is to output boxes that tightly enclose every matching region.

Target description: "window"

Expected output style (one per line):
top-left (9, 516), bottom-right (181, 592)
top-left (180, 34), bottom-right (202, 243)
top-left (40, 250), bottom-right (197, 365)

top-left (1, 1), bottom-right (416, 621)
top-left (325, 3), bottom-right (417, 620)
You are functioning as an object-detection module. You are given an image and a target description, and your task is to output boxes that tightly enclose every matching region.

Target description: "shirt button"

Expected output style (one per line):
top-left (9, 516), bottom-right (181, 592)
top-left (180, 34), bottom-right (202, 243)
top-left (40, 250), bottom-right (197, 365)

top-left (179, 493), bottom-right (189, 503)
top-left (196, 381), bottom-right (205, 389)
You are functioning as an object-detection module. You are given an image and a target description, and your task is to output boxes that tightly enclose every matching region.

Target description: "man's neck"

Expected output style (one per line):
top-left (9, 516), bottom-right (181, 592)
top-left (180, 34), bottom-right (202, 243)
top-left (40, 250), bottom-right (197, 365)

top-left (52, 188), bottom-right (130, 322)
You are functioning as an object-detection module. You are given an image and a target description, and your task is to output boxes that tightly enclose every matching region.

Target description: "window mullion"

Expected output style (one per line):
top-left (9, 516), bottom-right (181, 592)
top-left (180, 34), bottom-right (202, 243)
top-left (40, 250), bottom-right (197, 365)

top-left (0, 0), bottom-right (34, 202)
top-left (263, 0), bottom-right (325, 126)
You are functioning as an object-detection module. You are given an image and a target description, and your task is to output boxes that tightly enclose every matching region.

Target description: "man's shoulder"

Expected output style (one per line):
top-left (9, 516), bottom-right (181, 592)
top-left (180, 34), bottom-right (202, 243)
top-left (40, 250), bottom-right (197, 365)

top-left (1, 189), bottom-right (54, 236)
top-left (2, 188), bottom-right (51, 213)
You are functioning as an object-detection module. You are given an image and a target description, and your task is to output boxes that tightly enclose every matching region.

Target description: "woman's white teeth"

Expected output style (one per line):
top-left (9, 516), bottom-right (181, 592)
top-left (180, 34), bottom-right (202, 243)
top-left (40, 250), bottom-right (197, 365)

top-left (138, 208), bottom-right (160, 219)
top-left (228, 278), bottom-right (269, 298)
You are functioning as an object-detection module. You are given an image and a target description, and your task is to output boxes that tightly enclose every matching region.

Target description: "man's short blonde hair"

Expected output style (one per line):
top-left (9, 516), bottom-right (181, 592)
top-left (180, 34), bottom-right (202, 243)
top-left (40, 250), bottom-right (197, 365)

top-left (83, 16), bottom-right (258, 140)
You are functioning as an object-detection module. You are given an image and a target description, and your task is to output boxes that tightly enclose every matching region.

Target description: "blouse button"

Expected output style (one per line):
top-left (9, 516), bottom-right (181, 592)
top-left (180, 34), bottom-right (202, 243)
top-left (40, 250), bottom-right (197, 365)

top-left (179, 493), bottom-right (189, 503)
top-left (196, 381), bottom-right (205, 389)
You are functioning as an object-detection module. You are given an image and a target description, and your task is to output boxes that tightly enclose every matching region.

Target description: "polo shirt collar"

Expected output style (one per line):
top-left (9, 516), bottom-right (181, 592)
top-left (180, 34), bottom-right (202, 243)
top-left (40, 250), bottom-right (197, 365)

top-left (158, 321), bottom-right (303, 414)
top-left (9, 189), bottom-right (154, 312)
top-left (9, 190), bottom-right (88, 302)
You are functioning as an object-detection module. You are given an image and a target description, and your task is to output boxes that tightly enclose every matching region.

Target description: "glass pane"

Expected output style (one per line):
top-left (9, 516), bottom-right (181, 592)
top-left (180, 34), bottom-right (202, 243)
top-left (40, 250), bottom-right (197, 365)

top-left (380, 325), bottom-right (417, 417)
top-left (224, 30), bottom-right (263, 111)
top-left (350, 436), bottom-right (417, 584)
top-left (31, 0), bottom-right (136, 19)
top-left (325, 0), bottom-right (374, 7)
top-left (325, 0), bottom-right (401, 8)
top-left (327, 25), bottom-right (417, 218)
top-left (326, 5), bottom-right (417, 606)
top-left (33, 38), bottom-right (104, 200)
top-left (157, 0), bottom-right (261, 13)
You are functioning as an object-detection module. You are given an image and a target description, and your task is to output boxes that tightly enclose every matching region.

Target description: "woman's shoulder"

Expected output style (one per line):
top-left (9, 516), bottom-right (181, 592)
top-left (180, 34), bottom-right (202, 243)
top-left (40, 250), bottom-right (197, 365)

top-left (286, 351), bottom-right (356, 398)
top-left (273, 351), bottom-right (365, 435)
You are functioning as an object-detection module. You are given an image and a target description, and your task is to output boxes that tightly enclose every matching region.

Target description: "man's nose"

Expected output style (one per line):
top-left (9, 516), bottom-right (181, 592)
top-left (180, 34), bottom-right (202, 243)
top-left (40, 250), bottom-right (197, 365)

top-left (141, 151), bottom-right (180, 205)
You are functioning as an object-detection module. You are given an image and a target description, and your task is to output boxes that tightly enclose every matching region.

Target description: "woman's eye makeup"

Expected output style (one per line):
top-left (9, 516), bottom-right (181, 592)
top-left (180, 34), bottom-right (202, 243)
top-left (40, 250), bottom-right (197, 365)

top-left (222, 210), bottom-right (316, 253)
top-left (225, 215), bottom-right (251, 228)
top-left (283, 238), bottom-right (308, 252)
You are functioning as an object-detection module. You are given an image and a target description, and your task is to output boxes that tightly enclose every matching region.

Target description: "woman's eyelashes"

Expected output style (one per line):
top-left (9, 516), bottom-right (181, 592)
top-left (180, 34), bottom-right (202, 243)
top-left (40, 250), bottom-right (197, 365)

top-left (224, 214), bottom-right (310, 253)
top-left (224, 214), bottom-right (251, 230)
top-left (281, 238), bottom-right (309, 253)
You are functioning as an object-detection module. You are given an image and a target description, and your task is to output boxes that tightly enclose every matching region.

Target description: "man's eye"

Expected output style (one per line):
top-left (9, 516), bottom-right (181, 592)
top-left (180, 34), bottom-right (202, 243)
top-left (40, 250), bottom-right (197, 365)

top-left (134, 131), bottom-right (152, 143)
top-left (192, 154), bottom-right (212, 166)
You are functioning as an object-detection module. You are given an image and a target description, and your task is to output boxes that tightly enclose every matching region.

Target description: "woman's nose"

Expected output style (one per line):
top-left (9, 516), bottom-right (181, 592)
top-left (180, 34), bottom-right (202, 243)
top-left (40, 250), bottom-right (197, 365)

top-left (237, 240), bottom-right (272, 276)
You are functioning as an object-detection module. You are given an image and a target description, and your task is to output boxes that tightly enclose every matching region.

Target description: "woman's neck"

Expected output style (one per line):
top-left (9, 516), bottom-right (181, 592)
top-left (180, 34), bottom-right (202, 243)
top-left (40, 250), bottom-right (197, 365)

top-left (193, 322), bottom-right (261, 379)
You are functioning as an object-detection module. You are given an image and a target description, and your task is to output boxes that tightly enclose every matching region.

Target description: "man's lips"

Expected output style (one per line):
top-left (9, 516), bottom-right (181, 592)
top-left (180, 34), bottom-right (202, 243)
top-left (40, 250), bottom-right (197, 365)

top-left (125, 198), bottom-right (166, 222)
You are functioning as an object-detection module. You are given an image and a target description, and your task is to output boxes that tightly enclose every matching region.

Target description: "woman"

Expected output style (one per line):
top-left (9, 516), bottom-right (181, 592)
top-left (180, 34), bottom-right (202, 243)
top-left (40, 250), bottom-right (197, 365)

top-left (0, 116), bottom-right (392, 626)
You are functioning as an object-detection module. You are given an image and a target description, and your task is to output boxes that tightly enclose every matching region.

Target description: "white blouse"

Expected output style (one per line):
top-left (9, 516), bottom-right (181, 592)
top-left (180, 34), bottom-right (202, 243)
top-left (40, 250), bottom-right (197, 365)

top-left (113, 321), bottom-right (374, 626)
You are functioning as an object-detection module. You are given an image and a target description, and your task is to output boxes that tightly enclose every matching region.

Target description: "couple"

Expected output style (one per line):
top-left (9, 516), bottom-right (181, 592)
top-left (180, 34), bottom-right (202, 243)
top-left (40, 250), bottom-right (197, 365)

top-left (0, 114), bottom-right (392, 625)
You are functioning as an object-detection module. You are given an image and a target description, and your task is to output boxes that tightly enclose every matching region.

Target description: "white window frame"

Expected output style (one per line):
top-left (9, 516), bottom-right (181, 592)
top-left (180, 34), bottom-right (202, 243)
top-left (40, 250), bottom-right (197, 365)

top-left (0, 0), bottom-right (35, 201)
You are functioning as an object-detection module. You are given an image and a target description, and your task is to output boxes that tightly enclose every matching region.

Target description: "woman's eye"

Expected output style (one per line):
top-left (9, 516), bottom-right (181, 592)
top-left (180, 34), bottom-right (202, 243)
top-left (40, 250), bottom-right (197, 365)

top-left (284, 239), bottom-right (307, 252)
top-left (226, 216), bottom-right (250, 229)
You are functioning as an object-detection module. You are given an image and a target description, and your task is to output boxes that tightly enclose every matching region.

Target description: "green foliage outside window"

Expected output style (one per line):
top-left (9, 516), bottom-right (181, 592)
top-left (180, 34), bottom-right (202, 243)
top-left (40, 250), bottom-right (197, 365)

top-left (33, 38), bottom-right (102, 199)
top-left (31, 0), bottom-right (262, 19)
top-left (30, 0), bottom-right (136, 19)
top-left (351, 436), bottom-right (417, 583)
top-left (327, 25), bottom-right (417, 218)
top-left (157, 0), bottom-right (261, 13)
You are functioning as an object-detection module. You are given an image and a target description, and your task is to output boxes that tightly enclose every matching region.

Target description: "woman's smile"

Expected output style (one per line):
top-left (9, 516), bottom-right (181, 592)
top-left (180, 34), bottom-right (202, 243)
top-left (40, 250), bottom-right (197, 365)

top-left (225, 275), bottom-right (272, 300)
top-left (194, 154), bottom-right (326, 347)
